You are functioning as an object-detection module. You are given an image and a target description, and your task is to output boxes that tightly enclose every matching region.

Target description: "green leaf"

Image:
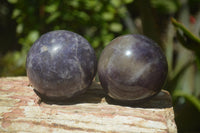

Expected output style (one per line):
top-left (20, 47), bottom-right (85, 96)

top-left (45, 3), bottom-right (59, 13)
top-left (151, 0), bottom-right (179, 14)
top-left (78, 12), bottom-right (89, 21)
top-left (12, 9), bottom-right (21, 19)
top-left (103, 34), bottom-right (114, 46)
top-left (102, 12), bottom-right (114, 21)
top-left (123, 0), bottom-right (134, 4)
top-left (16, 23), bottom-right (23, 34)
top-left (118, 6), bottom-right (127, 16)
top-left (46, 12), bottom-right (61, 24)
top-left (111, 0), bottom-right (122, 7)
top-left (110, 22), bottom-right (122, 32)
top-left (7, 0), bottom-right (18, 4)
top-left (27, 30), bottom-right (39, 43)
top-left (171, 18), bottom-right (200, 53)
top-left (0, 51), bottom-right (26, 76)
top-left (92, 38), bottom-right (100, 48)
top-left (69, 1), bottom-right (80, 8)
top-left (173, 90), bottom-right (200, 111)
top-left (85, 1), bottom-right (98, 9)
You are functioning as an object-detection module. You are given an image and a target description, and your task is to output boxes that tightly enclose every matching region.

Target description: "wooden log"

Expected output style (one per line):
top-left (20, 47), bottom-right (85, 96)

top-left (0, 77), bottom-right (177, 133)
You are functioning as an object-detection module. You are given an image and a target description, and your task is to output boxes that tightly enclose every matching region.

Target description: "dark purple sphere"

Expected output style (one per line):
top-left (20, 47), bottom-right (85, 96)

top-left (26, 30), bottom-right (97, 100)
top-left (98, 34), bottom-right (168, 102)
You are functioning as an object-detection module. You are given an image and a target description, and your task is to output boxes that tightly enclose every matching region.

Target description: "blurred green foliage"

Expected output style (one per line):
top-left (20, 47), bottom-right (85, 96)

top-left (1, 0), bottom-right (133, 76)
top-left (0, 0), bottom-right (200, 132)
top-left (171, 17), bottom-right (200, 131)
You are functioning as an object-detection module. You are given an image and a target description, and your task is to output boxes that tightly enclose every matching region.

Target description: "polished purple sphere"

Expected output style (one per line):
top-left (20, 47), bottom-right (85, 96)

top-left (26, 30), bottom-right (97, 100)
top-left (98, 34), bottom-right (168, 102)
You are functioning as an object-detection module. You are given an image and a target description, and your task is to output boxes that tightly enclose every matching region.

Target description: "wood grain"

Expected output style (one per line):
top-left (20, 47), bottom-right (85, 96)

top-left (0, 77), bottom-right (177, 133)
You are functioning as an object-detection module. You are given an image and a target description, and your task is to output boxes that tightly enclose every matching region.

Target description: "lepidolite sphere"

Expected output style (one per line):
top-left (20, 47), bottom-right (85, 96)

top-left (98, 34), bottom-right (168, 102)
top-left (26, 30), bottom-right (97, 100)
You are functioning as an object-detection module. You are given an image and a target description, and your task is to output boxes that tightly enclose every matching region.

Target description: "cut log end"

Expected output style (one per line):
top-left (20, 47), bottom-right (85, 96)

top-left (0, 77), bottom-right (177, 133)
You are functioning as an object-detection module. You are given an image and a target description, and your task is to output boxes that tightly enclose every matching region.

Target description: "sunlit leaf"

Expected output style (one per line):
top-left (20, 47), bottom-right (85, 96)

top-left (110, 22), bottom-right (123, 32)
top-left (12, 9), bottom-right (21, 19)
top-left (16, 23), bottom-right (23, 34)
top-left (45, 4), bottom-right (59, 13)
top-left (27, 30), bottom-right (39, 43)
top-left (69, 1), bottom-right (80, 8)
top-left (85, 1), bottom-right (97, 9)
top-left (7, 0), bottom-right (18, 4)
top-left (102, 12), bottom-right (114, 21)
top-left (111, 0), bottom-right (121, 7)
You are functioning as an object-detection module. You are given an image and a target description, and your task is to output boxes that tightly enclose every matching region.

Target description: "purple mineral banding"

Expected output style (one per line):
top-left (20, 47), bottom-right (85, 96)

top-left (26, 30), bottom-right (97, 101)
top-left (98, 34), bottom-right (168, 102)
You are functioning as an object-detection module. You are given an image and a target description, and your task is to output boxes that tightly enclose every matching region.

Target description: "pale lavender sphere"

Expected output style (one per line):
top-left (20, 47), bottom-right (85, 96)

top-left (26, 30), bottom-right (97, 100)
top-left (98, 34), bottom-right (168, 102)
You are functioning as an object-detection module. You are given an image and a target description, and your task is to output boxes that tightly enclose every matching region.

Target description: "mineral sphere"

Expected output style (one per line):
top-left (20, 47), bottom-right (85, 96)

top-left (26, 30), bottom-right (97, 100)
top-left (98, 34), bottom-right (168, 102)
